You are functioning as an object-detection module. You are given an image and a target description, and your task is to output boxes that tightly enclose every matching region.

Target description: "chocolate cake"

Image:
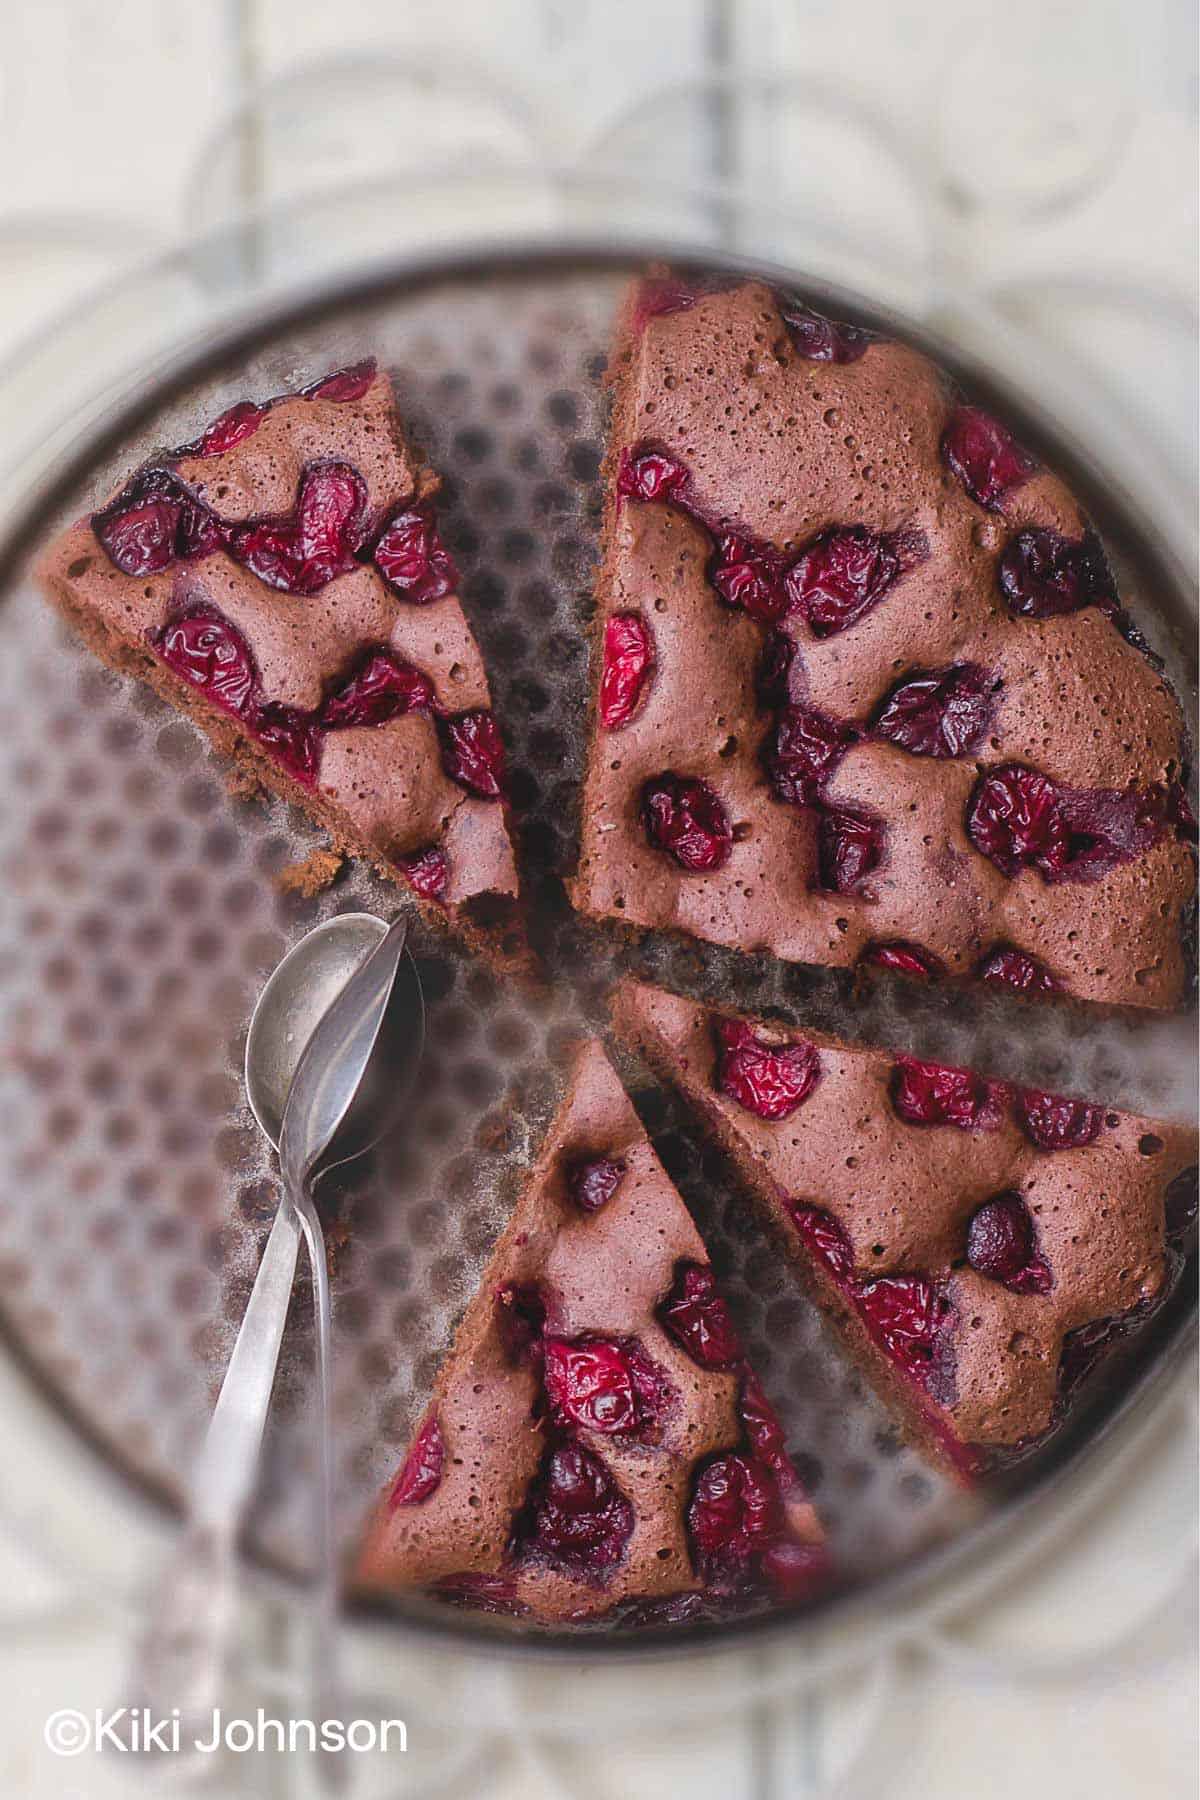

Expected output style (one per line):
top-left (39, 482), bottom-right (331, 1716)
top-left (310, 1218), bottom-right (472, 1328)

top-left (354, 1039), bottom-right (828, 1625)
top-left (34, 361), bottom-right (521, 955)
top-left (612, 978), bottom-right (1198, 1480)
top-left (571, 277), bottom-right (1196, 1009)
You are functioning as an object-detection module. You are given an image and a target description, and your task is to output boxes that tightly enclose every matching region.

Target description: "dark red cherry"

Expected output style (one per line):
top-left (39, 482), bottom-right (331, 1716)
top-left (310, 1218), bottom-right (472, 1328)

top-left (756, 629), bottom-right (796, 706)
top-left (566, 1156), bottom-right (626, 1215)
top-left (374, 505), bottom-right (459, 604)
top-left (891, 1056), bottom-right (1006, 1131)
top-left (966, 766), bottom-right (1068, 879)
top-left (515, 1442), bottom-right (634, 1582)
top-left (736, 1367), bottom-right (794, 1484)
top-left (633, 276), bottom-right (698, 326)
top-left (389, 1410), bottom-right (444, 1507)
top-left (253, 703), bottom-right (322, 786)
top-left (977, 946), bottom-right (1061, 995)
top-left (859, 940), bottom-right (943, 979)
top-left (871, 663), bottom-right (994, 758)
top-left (709, 532), bottom-right (789, 624)
top-left (542, 1336), bottom-right (670, 1437)
top-left (617, 447), bottom-right (690, 504)
top-left (761, 1539), bottom-right (829, 1601)
top-left (599, 612), bottom-right (655, 729)
top-left (779, 299), bottom-right (873, 363)
top-left (657, 1260), bottom-right (742, 1369)
top-left (942, 406), bottom-right (1034, 511)
top-left (229, 462), bottom-right (367, 596)
top-left (191, 400), bottom-right (266, 457)
top-left (95, 468), bottom-right (222, 575)
top-left (438, 709), bottom-right (506, 799)
top-left (817, 806), bottom-right (884, 893)
top-left (789, 1205), bottom-right (854, 1282)
top-left (399, 845), bottom-right (448, 900)
top-left (786, 526), bottom-right (923, 638)
top-left (321, 650), bottom-right (438, 729)
top-left (642, 774), bottom-right (733, 872)
top-left (716, 1018), bottom-right (821, 1121)
top-left (966, 1193), bottom-right (1053, 1294)
top-left (302, 359), bottom-right (377, 402)
top-left (1014, 1088), bottom-right (1104, 1152)
top-left (857, 1275), bottom-right (953, 1388)
top-left (1054, 786), bottom-right (1166, 883)
top-left (764, 705), bottom-right (854, 805)
top-left (686, 1453), bottom-right (782, 1589)
top-left (997, 527), bottom-right (1116, 619)
top-left (151, 603), bottom-right (257, 718)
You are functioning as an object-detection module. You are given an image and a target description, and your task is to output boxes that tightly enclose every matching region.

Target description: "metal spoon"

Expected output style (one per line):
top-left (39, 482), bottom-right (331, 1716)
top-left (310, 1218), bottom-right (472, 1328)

top-left (133, 911), bottom-right (423, 1743)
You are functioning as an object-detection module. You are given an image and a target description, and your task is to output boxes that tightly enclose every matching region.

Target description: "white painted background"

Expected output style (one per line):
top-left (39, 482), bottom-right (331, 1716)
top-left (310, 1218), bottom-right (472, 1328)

top-left (0, 3), bottom-right (1195, 1797)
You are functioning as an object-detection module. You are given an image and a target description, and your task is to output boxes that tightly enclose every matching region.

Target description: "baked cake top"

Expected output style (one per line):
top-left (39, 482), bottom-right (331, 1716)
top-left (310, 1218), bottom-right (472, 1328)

top-left (353, 1039), bottom-right (827, 1626)
top-left (612, 977), bottom-right (1197, 1461)
top-left (35, 362), bottom-right (518, 918)
top-left (572, 278), bottom-right (1195, 1009)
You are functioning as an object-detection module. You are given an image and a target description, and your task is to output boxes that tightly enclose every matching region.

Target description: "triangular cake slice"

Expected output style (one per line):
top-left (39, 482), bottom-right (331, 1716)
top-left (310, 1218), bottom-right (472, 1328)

top-left (354, 1039), bottom-right (828, 1627)
top-left (571, 275), bottom-right (1195, 1008)
top-left (35, 360), bottom-right (520, 954)
top-left (612, 978), bottom-right (1197, 1480)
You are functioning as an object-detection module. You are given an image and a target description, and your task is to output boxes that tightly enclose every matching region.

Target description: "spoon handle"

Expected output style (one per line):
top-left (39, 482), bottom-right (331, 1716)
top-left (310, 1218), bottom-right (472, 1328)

top-left (131, 1202), bottom-right (302, 1729)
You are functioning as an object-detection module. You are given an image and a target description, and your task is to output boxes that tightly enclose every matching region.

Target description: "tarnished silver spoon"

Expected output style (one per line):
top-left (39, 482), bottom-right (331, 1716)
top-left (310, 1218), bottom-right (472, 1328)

top-left (133, 911), bottom-right (423, 1756)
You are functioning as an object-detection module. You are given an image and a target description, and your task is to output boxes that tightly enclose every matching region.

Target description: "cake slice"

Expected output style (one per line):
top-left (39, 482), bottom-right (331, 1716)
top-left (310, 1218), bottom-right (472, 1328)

top-left (353, 1039), bottom-right (828, 1626)
top-left (35, 360), bottom-right (520, 953)
top-left (612, 978), bottom-right (1197, 1480)
top-left (571, 275), bottom-right (1195, 1008)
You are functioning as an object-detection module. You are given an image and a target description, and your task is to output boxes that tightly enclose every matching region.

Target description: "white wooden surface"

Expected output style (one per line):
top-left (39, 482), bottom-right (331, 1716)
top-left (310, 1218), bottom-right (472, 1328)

top-left (0, 3), bottom-right (1195, 1797)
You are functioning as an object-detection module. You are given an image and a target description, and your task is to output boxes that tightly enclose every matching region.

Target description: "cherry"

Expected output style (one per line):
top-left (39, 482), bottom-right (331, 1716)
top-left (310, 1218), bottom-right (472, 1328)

top-left (617, 447), bottom-right (690, 504)
top-left (1014, 1088), bottom-right (1104, 1152)
top-left (399, 846), bottom-right (448, 900)
top-left (494, 1282), bottom-right (548, 1365)
top-left (321, 650), bottom-right (438, 729)
top-left (789, 1205), bottom-right (854, 1282)
top-left (716, 1018), bottom-right (821, 1121)
top-left (966, 1192), bottom-right (1053, 1294)
top-left (514, 1442), bottom-right (635, 1582)
top-left (633, 276), bottom-right (699, 326)
top-left (817, 806), bottom-right (884, 894)
top-left (542, 1335), bottom-right (670, 1438)
top-left (642, 774), bottom-right (733, 872)
top-left (709, 531), bottom-right (790, 624)
top-left (786, 526), bottom-right (922, 638)
top-left (737, 1367), bottom-right (795, 1484)
top-left (976, 946), bottom-right (1061, 995)
top-left (657, 1260), bottom-right (743, 1369)
top-left (778, 299), bottom-right (873, 363)
top-left (191, 400), bottom-right (266, 458)
top-left (152, 603), bottom-right (257, 719)
top-left (1054, 786), bottom-right (1166, 883)
top-left (966, 766), bottom-right (1068, 879)
top-left (432, 1572), bottom-right (529, 1617)
top-left (686, 1453), bottom-right (783, 1589)
top-left (858, 941), bottom-right (943, 979)
top-left (756, 629), bottom-right (796, 706)
top-left (302, 359), bottom-right (377, 402)
top-left (95, 468), bottom-right (222, 575)
top-left (857, 1275), bottom-right (953, 1388)
top-left (389, 1410), bottom-right (444, 1507)
top-left (891, 1056), bottom-right (1006, 1132)
top-left (871, 663), bottom-right (994, 758)
top-left (942, 406), bottom-right (1034, 511)
top-left (253, 702), bottom-right (322, 786)
top-left (599, 612), bottom-right (655, 729)
top-left (373, 505), bottom-right (459, 604)
top-left (761, 1539), bottom-right (829, 1601)
top-left (997, 527), bottom-right (1116, 620)
top-left (438, 709), bottom-right (506, 799)
top-left (566, 1156), bottom-right (626, 1215)
top-left (764, 705), bottom-right (854, 805)
top-left (229, 462), bottom-right (367, 597)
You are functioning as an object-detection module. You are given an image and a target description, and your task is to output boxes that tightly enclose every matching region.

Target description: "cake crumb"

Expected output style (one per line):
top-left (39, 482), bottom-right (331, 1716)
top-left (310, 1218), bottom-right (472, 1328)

top-left (276, 846), bottom-right (345, 897)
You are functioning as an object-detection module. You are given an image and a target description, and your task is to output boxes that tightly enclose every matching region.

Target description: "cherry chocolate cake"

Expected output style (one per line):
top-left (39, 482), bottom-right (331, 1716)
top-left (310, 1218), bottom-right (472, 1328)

top-left (612, 978), bottom-right (1198, 1481)
top-left (571, 276), bottom-right (1196, 1009)
top-left (35, 361), bottom-right (519, 953)
top-left (354, 1039), bottom-right (828, 1625)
